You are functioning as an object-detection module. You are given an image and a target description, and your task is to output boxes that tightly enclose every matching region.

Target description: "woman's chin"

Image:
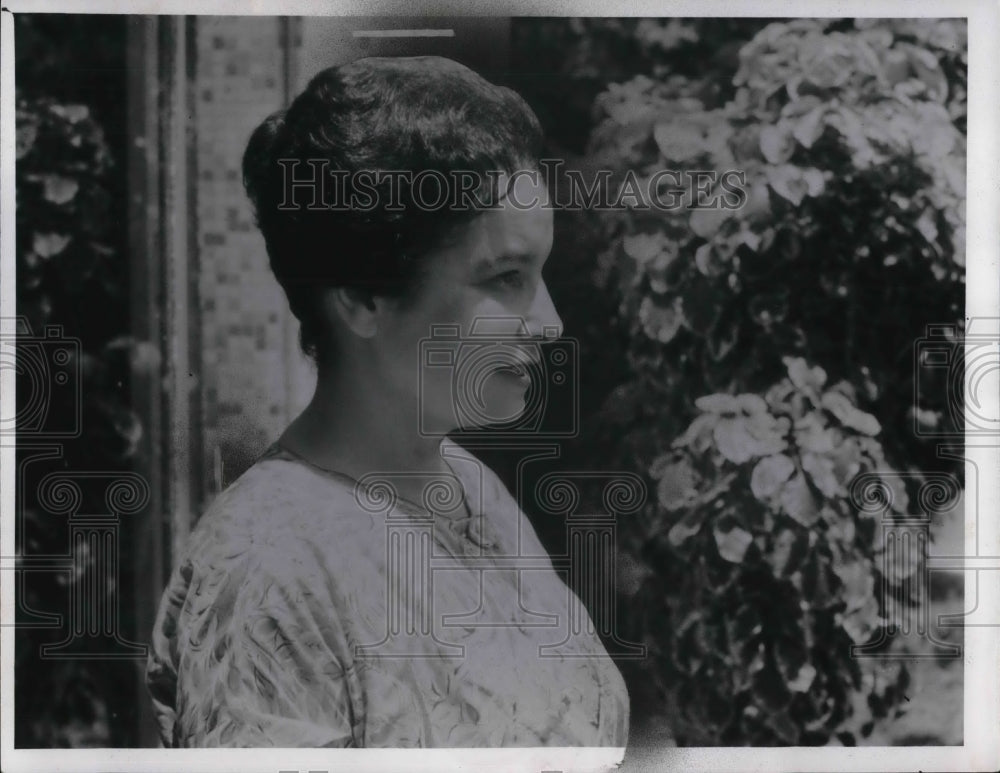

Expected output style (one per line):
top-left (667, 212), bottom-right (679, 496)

top-left (446, 400), bottom-right (529, 434)
top-left (477, 382), bottom-right (531, 426)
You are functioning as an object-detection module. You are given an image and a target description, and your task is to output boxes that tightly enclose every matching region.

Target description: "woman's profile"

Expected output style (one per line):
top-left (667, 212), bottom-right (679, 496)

top-left (145, 55), bottom-right (629, 748)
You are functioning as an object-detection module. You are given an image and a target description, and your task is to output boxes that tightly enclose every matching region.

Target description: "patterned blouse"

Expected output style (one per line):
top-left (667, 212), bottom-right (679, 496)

top-left (146, 438), bottom-right (630, 747)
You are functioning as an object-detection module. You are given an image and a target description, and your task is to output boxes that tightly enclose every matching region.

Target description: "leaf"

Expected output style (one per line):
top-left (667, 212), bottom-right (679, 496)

top-left (915, 210), bottom-right (938, 244)
top-left (623, 232), bottom-right (666, 264)
top-left (694, 241), bottom-right (729, 277)
top-left (50, 104), bottom-right (90, 123)
top-left (42, 175), bottom-right (80, 205)
top-left (648, 452), bottom-right (673, 479)
top-left (16, 121), bottom-right (37, 159)
top-left (801, 168), bottom-right (826, 197)
top-left (737, 394), bottom-right (769, 415)
top-left (821, 391), bottom-right (881, 436)
top-left (901, 42), bottom-right (948, 102)
top-left (882, 48), bottom-right (911, 86)
top-left (695, 393), bottom-right (741, 414)
top-left (826, 106), bottom-right (878, 167)
top-left (759, 124), bottom-right (796, 164)
top-left (639, 296), bottom-right (684, 343)
top-left (673, 413), bottom-right (718, 451)
top-left (668, 511), bottom-right (704, 546)
top-left (781, 94), bottom-right (824, 120)
top-left (840, 594), bottom-right (880, 644)
top-left (714, 417), bottom-right (757, 464)
top-left (690, 207), bottom-right (731, 240)
top-left (910, 406), bottom-right (942, 431)
top-left (788, 663), bottom-right (817, 692)
top-left (655, 459), bottom-right (699, 511)
top-left (826, 506), bottom-right (856, 545)
top-left (780, 471), bottom-right (820, 526)
top-left (737, 227), bottom-right (762, 252)
top-left (729, 123), bottom-right (765, 163)
top-left (830, 436), bottom-right (863, 486)
top-left (783, 356), bottom-right (827, 393)
top-left (647, 246), bottom-right (680, 294)
top-left (751, 454), bottom-right (795, 500)
top-left (802, 452), bottom-right (841, 497)
top-left (108, 405), bottom-right (143, 459)
top-left (833, 559), bottom-right (875, 609)
top-left (33, 232), bottom-right (72, 258)
top-left (765, 380), bottom-right (796, 413)
top-left (744, 411), bottom-right (789, 454)
top-left (714, 524), bottom-right (753, 563)
top-left (793, 105), bottom-right (827, 148)
top-left (654, 121), bottom-right (710, 162)
top-left (765, 164), bottom-right (808, 206)
top-left (794, 413), bottom-right (837, 454)
top-left (801, 34), bottom-right (856, 89)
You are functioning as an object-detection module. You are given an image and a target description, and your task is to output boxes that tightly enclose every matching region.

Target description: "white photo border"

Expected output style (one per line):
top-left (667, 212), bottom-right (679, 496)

top-left (1, 1), bottom-right (997, 771)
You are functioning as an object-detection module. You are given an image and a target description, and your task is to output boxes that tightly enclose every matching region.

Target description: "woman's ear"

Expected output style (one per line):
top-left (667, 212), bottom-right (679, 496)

top-left (322, 287), bottom-right (379, 339)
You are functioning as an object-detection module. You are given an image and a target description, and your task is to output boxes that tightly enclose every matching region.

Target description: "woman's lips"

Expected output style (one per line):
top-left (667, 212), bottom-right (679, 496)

top-left (494, 363), bottom-right (531, 383)
top-left (493, 355), bottom-right (536, 384)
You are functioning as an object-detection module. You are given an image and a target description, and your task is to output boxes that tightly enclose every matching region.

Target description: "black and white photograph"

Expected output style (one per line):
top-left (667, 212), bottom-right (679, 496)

top-left (1, 2), bottom-right (998, 772)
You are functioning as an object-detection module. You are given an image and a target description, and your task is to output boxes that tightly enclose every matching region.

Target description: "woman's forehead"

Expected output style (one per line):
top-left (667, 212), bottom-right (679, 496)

top-left (472, 195), bottom-right (553, 266)
top-left (423, 175), bottom-right (553, 276)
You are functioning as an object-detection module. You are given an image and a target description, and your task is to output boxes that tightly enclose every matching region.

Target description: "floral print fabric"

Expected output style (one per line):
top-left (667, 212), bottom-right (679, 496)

top-left (146, 439), bottom-right (630, 747)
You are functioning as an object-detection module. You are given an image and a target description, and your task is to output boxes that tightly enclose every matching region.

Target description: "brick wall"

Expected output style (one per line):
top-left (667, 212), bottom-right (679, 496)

top-left (194, 17), bottom-right (313, 500)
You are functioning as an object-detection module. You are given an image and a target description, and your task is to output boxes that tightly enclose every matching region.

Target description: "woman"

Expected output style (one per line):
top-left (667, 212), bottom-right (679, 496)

top-left (146, 55), bottom-right (629, 748)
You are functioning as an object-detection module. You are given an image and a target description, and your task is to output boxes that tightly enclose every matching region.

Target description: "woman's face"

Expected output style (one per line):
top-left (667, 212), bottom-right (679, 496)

top-left (372, 172), bottom-right (561, 435)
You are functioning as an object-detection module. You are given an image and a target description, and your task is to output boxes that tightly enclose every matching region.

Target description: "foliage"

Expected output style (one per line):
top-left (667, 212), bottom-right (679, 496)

top-left (521, 18), bottom-right (966, 745)
top-left (14, 15), bottom-right (138, 747)
top-left (637, 362), bottom-right (906, 744)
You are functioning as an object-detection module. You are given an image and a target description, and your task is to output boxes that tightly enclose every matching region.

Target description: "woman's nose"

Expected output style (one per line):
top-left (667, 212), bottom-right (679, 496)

top-left (527, 281), bottom-right (564, 339)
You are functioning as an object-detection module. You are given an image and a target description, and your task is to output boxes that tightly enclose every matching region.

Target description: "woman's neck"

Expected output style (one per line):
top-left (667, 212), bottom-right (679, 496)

top-left (278, 359), bottom-right (451, 485)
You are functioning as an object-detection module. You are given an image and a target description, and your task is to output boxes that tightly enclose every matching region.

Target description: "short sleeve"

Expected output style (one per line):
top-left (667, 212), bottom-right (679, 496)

top-left (146, 533), bottom-right (363, 747)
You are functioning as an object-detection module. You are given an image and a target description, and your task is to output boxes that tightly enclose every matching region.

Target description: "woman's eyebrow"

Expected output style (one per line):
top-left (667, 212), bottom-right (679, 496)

top-left (474, 253), bottom-right (534, 273)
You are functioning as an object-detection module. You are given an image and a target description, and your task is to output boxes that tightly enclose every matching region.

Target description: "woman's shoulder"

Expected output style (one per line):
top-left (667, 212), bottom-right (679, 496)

top-left (147, 448), bottom-right (374, 747)
top-left (154, 447), bottom-right (390, 652)
top-left (184, 445), bottom-right (383, 573)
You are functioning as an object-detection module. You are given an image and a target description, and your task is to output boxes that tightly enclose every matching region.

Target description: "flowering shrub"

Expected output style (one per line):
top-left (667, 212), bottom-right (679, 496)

top-left (638, 358), bottom-right (906, 744)
top-left (536, 18), bottom-right (966, 745)
top-left (15, 95), bottom-right (138, 747)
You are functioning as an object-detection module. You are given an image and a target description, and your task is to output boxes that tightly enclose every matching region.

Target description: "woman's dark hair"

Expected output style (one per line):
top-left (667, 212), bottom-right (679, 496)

top-left (242, 56), bottom-right (544, 362)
